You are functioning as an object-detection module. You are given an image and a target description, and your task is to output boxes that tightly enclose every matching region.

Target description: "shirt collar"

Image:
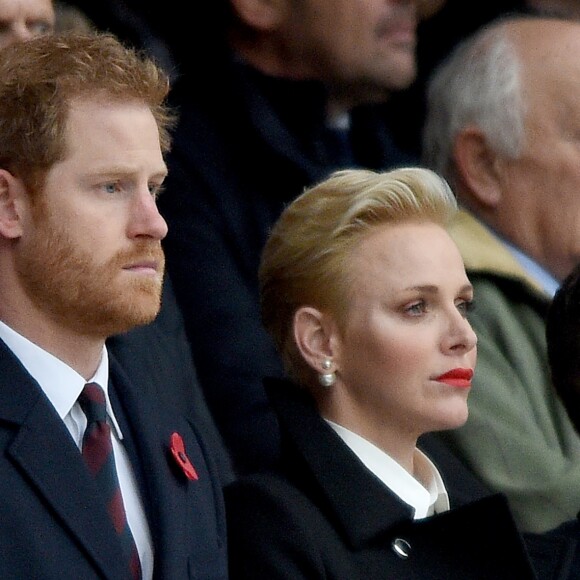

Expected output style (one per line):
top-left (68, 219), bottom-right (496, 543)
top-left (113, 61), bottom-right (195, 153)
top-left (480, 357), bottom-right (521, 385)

top-left (490, 230), bottom-right (560, 298)
top-left (0, 321), bottom-right (123, 439)
top-left (326, 419), bottom-right (449, 519)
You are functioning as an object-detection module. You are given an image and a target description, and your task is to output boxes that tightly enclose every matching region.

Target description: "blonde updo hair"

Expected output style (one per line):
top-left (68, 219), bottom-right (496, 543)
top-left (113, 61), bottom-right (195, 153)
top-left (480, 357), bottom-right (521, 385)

top-left (259, 166), bottom-right (458, 385)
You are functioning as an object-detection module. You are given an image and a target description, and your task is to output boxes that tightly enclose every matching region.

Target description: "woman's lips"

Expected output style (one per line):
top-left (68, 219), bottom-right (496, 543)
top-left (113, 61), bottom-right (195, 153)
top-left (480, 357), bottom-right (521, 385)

top-left (434, 368), bottom-right (474, 388)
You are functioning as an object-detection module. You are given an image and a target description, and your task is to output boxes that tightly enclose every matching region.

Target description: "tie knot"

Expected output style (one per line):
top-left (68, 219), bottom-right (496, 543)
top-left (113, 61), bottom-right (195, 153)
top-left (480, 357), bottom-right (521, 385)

top-left (78, 382), bottom-right (107, 424)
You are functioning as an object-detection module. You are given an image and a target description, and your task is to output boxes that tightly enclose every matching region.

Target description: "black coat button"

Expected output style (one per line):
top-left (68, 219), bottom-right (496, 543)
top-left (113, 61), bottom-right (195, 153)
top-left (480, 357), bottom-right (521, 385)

top-left (391, 538), bottom-right (411, 559)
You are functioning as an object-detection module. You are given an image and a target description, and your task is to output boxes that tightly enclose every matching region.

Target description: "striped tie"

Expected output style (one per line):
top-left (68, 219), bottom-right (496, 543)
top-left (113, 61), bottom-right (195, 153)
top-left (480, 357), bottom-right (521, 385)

top-left (79, 383), bottom-right (142, 579)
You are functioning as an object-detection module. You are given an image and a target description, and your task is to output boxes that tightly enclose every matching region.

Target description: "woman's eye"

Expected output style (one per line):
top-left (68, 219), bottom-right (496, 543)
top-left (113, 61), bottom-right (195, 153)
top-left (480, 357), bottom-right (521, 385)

top-left (405, 302), bottom-right (426, 316)
top-left (456, 299), bottom-right (475, 317)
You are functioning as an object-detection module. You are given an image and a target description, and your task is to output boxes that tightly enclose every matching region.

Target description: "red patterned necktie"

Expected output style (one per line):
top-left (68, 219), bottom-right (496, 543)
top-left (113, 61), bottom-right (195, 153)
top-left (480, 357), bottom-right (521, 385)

top-left (79, 382), bottom-right (142, 579)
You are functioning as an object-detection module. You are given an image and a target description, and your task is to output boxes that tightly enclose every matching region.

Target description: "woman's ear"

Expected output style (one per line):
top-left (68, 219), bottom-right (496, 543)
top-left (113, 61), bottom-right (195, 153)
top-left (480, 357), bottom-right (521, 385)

top-left (0, 169), bottom-right (26, 240)
top-left (229, 0), bottom-right (288, 30)
top-left (293, 306), bottom-right (337, 375)
top-left (453, 126), bottom-right (503, 209)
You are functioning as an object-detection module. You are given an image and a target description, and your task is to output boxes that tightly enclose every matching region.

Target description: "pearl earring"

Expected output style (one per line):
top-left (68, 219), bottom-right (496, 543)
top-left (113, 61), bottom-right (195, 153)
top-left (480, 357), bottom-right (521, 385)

top-left (318, 358), bottom-right (336, 387)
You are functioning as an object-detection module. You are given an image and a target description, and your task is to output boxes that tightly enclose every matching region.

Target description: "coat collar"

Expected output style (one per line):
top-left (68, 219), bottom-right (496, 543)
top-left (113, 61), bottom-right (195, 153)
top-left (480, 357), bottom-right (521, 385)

top-left (233, 59), bottom-right (414, 184)
top-left (106, 352), bottom-right (198, 579)
top-left (265, 377), bottom-right (414, 549)
top-left (448, 209), bottom-right (547, 295)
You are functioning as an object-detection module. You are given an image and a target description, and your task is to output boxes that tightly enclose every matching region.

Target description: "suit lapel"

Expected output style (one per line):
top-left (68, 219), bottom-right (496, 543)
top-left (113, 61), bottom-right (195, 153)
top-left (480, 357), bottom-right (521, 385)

top-left (0, 340), bottom-right (127, 579)
top-left (108, 353), bottom-right (191, 578)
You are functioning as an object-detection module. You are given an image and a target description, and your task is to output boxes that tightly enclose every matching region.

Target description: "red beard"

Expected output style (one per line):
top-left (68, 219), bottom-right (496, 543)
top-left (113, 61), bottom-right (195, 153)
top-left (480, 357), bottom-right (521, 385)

top-left (15, 200), bottom-right (165, 339)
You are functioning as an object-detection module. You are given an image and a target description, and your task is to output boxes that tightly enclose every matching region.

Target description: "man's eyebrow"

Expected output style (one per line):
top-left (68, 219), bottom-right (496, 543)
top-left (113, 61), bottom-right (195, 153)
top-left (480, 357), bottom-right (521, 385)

top-left (86, 165), bottom-right (168, 178)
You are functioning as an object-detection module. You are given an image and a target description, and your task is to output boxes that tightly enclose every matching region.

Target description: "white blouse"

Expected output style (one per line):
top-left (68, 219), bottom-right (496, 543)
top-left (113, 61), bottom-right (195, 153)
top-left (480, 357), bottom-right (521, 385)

top-left (326, 419), bottom-right (450, 519)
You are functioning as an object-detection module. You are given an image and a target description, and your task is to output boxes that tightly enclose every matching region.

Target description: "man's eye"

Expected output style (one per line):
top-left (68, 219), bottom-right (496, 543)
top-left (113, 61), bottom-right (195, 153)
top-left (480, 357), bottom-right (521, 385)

top-left (29, 21), bottom-right (54, 36)
top-left (103, 183), bottom-right (120, 194)
top-left (149, 183), bottom-right (165, 199)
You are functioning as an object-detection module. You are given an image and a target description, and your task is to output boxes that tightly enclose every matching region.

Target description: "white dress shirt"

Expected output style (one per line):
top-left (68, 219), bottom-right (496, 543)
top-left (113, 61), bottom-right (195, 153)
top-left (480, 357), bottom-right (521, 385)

top-left (326, 420), bottom-right (449, 519)
top-left (0, 321), bottom-right (154, 578)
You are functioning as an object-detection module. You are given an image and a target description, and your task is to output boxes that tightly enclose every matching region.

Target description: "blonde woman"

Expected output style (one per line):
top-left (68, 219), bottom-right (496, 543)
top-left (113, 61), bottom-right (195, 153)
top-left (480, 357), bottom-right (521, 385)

top-left (225, 167), bottom-right (536, 579)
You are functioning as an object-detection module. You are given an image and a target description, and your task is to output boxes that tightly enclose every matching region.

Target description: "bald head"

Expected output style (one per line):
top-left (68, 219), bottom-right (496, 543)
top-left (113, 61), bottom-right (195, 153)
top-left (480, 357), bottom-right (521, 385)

top-left (507, 16), bottom-right (580, 70)
top-left (424, 15), bottom-right (580, 281)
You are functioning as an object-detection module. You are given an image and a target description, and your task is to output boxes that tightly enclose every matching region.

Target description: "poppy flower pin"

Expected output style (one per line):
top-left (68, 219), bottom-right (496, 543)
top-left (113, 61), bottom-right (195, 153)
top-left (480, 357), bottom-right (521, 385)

top-left (170, 432), bottom-right (198, 481)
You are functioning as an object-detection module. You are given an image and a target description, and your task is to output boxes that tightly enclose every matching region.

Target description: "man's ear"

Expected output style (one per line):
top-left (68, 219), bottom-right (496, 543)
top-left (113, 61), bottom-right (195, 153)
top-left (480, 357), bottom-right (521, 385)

top-left (293, 306), bottom-right (338, 375)
top-left (229, 0), bottom-right (287, 30)
top-left (0, 169), bottom-right (26, 239)
top-left (453, 126), bottom-right (504, 209)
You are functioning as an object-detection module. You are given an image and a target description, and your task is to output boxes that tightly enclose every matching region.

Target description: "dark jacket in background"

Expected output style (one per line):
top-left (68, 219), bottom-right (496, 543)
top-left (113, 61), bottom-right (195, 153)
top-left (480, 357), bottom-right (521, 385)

top-left (108, 275), bottom-right (235, 485)
top-left (159, 58), bottom-right (415, 474)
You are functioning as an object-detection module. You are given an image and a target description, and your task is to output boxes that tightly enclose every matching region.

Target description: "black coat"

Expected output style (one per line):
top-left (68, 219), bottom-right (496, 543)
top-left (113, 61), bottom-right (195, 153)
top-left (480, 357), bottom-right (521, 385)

top-left (225, 379), bottom-right (578, 579)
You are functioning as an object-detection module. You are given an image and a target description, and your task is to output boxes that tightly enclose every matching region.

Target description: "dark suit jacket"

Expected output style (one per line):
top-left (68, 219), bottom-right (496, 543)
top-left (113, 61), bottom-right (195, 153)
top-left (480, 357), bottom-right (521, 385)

top-left (0, 334), bottom-right (228, 579)
top-left (225, 379), bottom-right (577, 579)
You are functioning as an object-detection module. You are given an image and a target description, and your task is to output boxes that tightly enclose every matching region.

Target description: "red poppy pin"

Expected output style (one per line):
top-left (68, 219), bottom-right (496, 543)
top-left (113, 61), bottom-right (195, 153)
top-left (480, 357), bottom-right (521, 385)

top-left (170, 432), bottom-right (198, 481)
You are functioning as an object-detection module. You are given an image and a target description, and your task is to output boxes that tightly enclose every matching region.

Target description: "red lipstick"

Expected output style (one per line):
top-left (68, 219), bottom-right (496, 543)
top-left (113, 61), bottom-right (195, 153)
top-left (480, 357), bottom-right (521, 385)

top-left (435, 368), bottom-right (474, 388)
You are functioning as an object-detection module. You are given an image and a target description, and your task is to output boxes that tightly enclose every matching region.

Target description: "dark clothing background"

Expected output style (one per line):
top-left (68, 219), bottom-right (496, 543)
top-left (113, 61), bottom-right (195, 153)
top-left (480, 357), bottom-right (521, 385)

top-left (158, 58), bottom-right (415, 474)
top-left (108, 276), bottom-right (235, 485)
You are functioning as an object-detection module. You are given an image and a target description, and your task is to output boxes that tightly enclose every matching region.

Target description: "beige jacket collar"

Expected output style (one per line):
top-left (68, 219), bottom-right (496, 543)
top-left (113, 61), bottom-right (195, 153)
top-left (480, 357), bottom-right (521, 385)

top-left (448, 209), bottom-right (545, 295)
